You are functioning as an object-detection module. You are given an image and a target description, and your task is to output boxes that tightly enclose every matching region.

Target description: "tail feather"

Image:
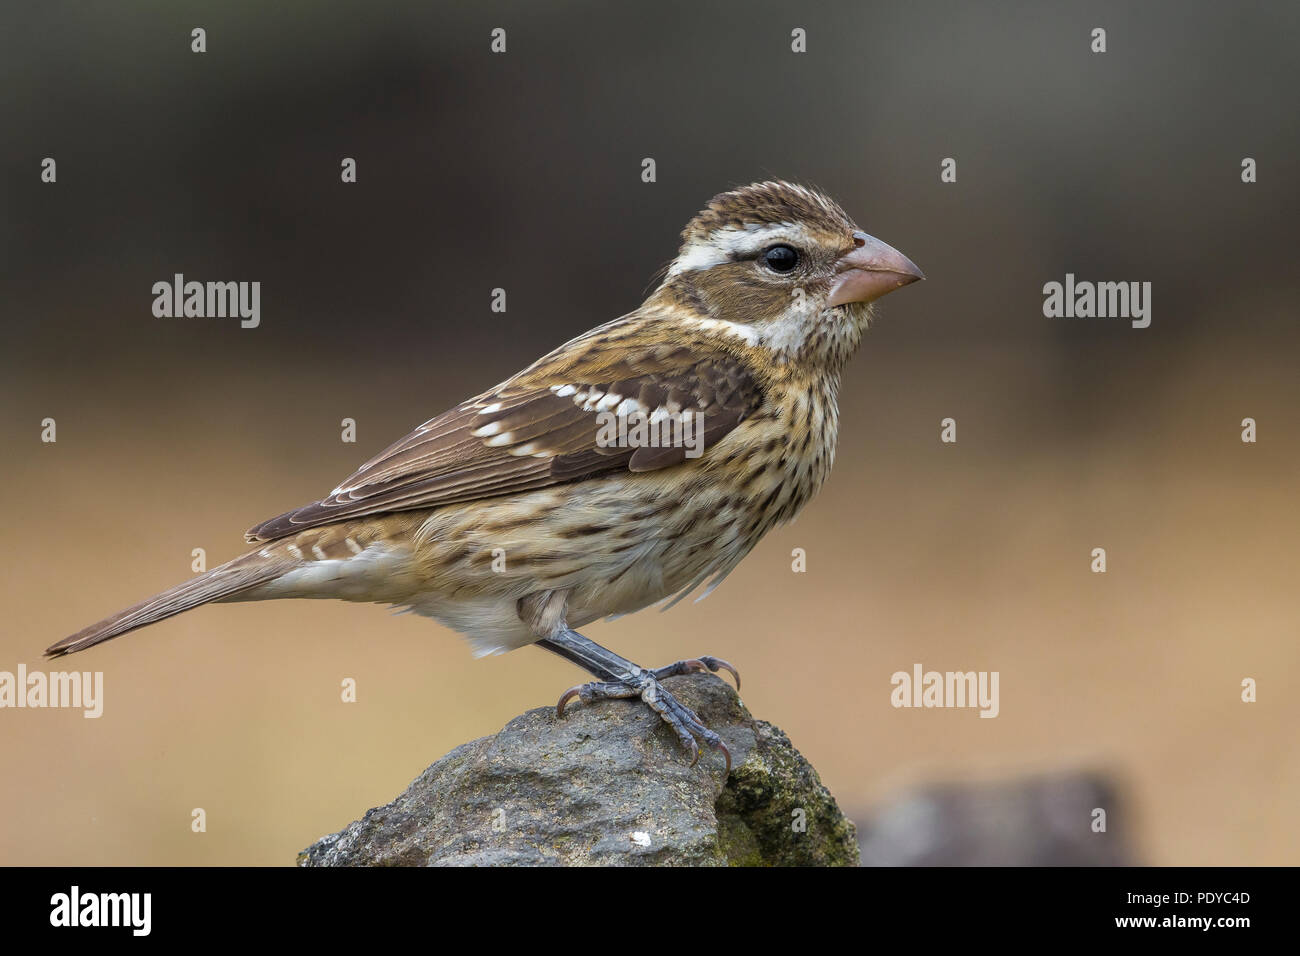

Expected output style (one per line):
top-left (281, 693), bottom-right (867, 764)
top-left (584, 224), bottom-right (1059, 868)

top-left (45, 552), bottom-right (290, 658)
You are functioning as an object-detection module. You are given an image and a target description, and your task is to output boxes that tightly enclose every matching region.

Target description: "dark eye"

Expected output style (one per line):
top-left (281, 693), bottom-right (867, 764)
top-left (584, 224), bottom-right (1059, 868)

top-left (762, 244), bottom-right (799, 273)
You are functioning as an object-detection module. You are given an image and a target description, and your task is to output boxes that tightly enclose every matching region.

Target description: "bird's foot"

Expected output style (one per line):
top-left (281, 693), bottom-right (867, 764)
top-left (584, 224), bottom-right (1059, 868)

top-left (647, 655), bottom-right (741, 690)
top-left (556, 657), bottom-right (740, 773)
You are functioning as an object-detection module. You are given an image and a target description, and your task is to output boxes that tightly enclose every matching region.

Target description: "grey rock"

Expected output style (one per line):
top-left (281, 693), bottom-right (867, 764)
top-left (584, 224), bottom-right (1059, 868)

top-left (299, 673), bottom-right (859, 867)
top-left (856, 772), bottom-right (1134, 866)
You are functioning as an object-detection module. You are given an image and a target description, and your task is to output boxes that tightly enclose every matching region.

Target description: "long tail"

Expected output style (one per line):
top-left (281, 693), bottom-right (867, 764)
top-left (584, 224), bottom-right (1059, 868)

top-left (45, 550), bottom-right (292, 658)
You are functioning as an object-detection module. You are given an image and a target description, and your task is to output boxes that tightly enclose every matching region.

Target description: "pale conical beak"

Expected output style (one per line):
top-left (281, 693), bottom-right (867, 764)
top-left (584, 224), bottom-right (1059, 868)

top-left (826, 231), bottom-right (925, 307)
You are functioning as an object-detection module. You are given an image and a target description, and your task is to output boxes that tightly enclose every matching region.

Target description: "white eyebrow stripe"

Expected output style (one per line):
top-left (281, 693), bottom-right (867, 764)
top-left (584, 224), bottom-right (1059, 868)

top-left (666, 222), bottom-right (810, 277)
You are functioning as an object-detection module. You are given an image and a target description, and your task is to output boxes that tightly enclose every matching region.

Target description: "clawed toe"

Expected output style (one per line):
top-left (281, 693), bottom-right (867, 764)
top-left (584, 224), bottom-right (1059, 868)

top-left (554, 668), bottom-right (733, 774)
top-left (649, 655), bottom-right (741, 691)
top-left (697, 655), bottom-right (741, 691)
top-left (556, 679), bottom-right (637, 716)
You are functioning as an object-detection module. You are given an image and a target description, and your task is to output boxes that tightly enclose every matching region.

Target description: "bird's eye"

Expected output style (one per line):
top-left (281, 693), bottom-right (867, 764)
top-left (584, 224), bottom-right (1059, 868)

top-left (762, 244), bottom-right (799, 273)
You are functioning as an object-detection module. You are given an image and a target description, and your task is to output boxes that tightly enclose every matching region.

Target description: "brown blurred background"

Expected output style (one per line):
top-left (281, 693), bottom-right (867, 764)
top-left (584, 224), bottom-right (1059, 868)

top-left (2, 1), bottom-right (1297, 865)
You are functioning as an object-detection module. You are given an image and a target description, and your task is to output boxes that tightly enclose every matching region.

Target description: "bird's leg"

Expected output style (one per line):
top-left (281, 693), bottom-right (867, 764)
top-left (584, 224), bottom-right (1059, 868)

top-left (536, 626), bottom-right (739, 773)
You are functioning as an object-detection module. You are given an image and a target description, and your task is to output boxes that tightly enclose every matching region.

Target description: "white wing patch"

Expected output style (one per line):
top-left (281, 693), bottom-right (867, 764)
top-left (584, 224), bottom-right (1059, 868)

top-left (471, 420), bottom-right (505, 438)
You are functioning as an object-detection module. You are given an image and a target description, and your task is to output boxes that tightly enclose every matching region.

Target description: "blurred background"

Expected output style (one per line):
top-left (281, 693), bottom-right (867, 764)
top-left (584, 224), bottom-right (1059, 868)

top-left (2, 0), bottom-right (1297, 865)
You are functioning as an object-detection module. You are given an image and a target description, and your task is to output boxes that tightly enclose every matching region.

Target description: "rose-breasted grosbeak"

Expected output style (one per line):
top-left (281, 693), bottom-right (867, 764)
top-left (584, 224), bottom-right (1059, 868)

top-left (47, 181), bottom-right (922, 771)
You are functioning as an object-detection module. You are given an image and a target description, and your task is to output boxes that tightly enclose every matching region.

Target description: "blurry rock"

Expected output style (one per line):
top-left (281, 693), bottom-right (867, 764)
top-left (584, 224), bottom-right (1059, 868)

top-left (299, 673), bottom-right (858, 866)
top-left (856, 772), bottom-right (1133, 866)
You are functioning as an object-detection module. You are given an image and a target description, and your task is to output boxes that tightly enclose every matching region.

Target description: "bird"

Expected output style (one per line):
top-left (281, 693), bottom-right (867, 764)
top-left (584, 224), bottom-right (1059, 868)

top-left (46, 181), bottom-right (923, 772)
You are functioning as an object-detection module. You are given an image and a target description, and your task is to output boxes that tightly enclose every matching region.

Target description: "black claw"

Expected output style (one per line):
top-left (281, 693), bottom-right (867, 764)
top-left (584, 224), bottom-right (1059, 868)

top-left (555, 684), bottom-right (583, 716)
top-left (698, 655), bottom-right (741, 691)
top-left (715, 740), bottom-right (732, 775)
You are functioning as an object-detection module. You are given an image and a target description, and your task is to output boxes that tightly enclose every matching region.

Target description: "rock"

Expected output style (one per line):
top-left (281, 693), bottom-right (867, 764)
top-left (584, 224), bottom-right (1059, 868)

top-left (856, 772), bottom-right (1133, 866)
top-left (299, 673), bottom-right (859, 866)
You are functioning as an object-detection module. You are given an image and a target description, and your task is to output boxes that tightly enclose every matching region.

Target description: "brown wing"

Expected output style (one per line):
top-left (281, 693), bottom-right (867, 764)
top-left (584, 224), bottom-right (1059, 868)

top-left (245, 339), bottom-right (764, 542)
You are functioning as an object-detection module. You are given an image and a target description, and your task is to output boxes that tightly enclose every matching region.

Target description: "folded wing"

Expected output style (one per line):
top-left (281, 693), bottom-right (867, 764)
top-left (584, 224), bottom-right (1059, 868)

top-left (245, 337), bottom-right (764, 542)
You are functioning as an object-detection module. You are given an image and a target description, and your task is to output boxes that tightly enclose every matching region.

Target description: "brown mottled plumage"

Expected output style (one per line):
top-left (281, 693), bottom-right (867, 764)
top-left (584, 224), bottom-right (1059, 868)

top-left (46, 182), bottom-right (923, 769)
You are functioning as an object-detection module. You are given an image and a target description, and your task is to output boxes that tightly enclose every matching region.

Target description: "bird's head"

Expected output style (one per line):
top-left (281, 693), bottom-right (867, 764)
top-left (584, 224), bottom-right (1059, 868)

top-left (652, 181), bottom-right (923, 370)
